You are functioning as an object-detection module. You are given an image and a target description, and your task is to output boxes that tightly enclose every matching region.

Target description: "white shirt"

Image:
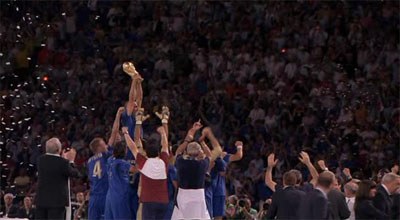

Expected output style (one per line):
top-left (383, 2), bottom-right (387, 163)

top-left (345, 197), bottom-right (355, 220)
top-left (46, 153), bottom-right (60, 157)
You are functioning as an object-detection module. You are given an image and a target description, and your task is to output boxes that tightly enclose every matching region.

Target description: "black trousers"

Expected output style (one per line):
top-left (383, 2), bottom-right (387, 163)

top-left (142, 202), bottom-right (168, 220)
top-left (35, 207), bottom-right (66, 220)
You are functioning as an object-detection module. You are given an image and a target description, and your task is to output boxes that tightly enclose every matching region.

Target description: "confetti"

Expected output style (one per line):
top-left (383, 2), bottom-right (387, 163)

top-left (62, 12), bottom-right (66, 16)
top-left (16, 25), bottom-right (20, 29)
top-left (82, 106), bottom-right (87, 109)
top-left (16, 7), bottom-right (19, 11)
top-left (41, 44), bottom-right (46, 47)
top-left (5, 62), bottom-right (10, 65)
top-left (0, 52), bottom-right (3, 56)
top-left (27, 57), bottom-right (31, 60)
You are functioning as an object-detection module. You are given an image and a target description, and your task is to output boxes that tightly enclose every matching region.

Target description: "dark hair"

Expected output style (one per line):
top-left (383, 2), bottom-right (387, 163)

top-left (355, 180), bottom-right (376, 209)
top-left (283, 171), bottom-right (297, 186)
top-left (113, 141), bottom-right (127, 159)
top-left (144, 138), bottom-right (160, 158)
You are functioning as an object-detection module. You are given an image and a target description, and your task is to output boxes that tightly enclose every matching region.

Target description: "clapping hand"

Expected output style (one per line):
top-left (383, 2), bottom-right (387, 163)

top-left (63, 148), bottom-right (77, 162)
top-left (135, 108), bottom-right (150, 124)
top-left (155, 106), bottom-right (170, 123)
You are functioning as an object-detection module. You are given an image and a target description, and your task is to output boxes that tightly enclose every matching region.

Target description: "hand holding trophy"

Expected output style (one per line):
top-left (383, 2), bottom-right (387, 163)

top-left (122, 62), bottom-right (143, 81)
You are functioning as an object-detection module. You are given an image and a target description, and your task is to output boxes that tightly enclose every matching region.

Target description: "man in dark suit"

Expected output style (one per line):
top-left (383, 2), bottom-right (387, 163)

top-left (298, 171), bottom-right (336, 220)
top-left (35, 137), bottom-right (80, 219)
top-left (266, 171), bottom-right (306, 219)
top-left (327, 177), bottom-right (350, 219)
top-left (373, 173), bottom-right (400, 218)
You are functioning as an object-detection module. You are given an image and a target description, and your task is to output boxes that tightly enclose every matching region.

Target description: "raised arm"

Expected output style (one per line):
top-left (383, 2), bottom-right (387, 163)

top-left (108, 107), bottom-right (125, 146)
top-left (126, 78), bottom-right (137, 116)
top-left (122, 126), bottom-right (138, 159)
top-left (157, 127), bottom-right (169, 154)
top-left (201, 127), bottom-right (223, 161)
top-left (299, 151), bottom-right (319, 186)
top-left (175, 120), bottom-right (203, 156)
top-left (265, 153), bottom-right (278, 192)
top-left (199, 141), bottom-right (212, 160)
top-left (229, 141), bottom-right (243, 162)
top-left (155, 106), bottom-right (170, 137)
top-left (134, 108), bottom-right (150, 155)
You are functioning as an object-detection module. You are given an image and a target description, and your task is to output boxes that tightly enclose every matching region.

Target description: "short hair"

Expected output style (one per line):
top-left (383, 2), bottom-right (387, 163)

top-left (45, 137), bottom-right (62, 154)
top-left (89, 137), bottom-right (103, 152)
top-left (144, 138), bottom-right (160, 158)
top-left (381, 173), bottom-right (400, 185)
top-left (344, 182), bottom-right (359, 194)
top-left (317, 171), bottom-right (336, 188)
top-left (283, 171), bottom-right (297, 186)
top-left (289, 169), bottom-right (303, 185)
top-left (187, 142), bottom-right (202, 156)
top-left (113, 141), bottom-right (126, 159)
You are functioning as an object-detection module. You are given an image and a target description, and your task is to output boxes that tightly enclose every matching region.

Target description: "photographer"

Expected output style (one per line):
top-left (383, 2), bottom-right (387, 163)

top-left (257, 199), bottom-right (271, 220)
top-left (232, 198), bottom-right (257, 220)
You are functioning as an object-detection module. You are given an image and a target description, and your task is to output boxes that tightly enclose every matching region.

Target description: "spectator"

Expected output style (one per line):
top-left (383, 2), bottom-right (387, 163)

top-left (372, 173), bottom-right (400, 217)
top-left (0, 193), bottom-right (18, 218)
top-left (354, 180), bottom-right (388, 220)
top-left (17, 196), bottom-right (35, 219)
top-left (344, 182), bottom-right (358, 220)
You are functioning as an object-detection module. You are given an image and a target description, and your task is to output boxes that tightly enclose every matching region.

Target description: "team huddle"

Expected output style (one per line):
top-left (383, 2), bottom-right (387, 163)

top-left (86, 63), bottom-right (243, 219)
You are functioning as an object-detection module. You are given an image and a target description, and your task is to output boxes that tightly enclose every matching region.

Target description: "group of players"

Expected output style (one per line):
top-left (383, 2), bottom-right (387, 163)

top-left (86, 63), bottom-right (243, 219)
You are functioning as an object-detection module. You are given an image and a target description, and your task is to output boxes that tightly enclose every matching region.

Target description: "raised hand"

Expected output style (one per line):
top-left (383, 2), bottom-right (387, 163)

top-left (63, 148), bottom-right (77, 162)
top-left (343, 168), bottom-right (352, 177)
top-left (122, 126), bottom-right (129, 134)
top-left (267, 153), bottom-right (278, 168)
top-left (299, 151), bottom-right (311, 165)
top-left (235, 141), bottom-right (243, 147)
top-left (135, 108), bottom-right (150, 124)
top-left (117, 107), bottom-right (125, 115)
top-left (155, 106), bottom-right (170, 123)
top-left (317, 160), bottom-right (328, 170)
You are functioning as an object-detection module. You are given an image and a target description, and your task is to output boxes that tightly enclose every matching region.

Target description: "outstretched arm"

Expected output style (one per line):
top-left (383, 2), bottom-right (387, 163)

top-left (123, 127), bottom-right (138, 159)
top-left (201, 127), bottom-right (223, 161)
top-left (157, 127), bottom-right (169, 154)
top-left (265, 153), bottom-right (278, 192)
top-left (299, 151), bottom-right (319, 186)
top-left (108, 107), bottom-right (125, 146)
top-left (134, 108), bottom-right (150, 155)
top-left (126, 78), bottom-right (137, 116)
top-left (155, 106), bottom-right (170, 137)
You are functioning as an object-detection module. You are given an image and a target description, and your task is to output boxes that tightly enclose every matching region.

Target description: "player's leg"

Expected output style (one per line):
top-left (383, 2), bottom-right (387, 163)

top-left (212, 196), bottom-right (225, 220)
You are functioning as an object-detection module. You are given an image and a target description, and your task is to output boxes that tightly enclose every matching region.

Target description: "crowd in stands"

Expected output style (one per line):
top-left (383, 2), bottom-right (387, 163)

top-left (0, 0), bottom-right (399, 219)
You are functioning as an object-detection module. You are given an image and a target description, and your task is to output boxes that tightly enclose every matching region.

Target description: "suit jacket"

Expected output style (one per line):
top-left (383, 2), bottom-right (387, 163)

top-left (35, 154), bottom-right (80, 208)
top-left (17, 207), bottom-right (35, 219)
top-left (0, 204), bottom-right (19, 218)
top-left (298, 188), bottom-right (329, 219)
top-left (392, 193), bottom-right (400, 220)
top-left (266, 186), bottom-right (306, 219)
top-left (328, 189), bottom-right (351, 219)
top-left (354, 199), bottom-right (388, 220)
top-left (372, 185), bottom-right (392, 217)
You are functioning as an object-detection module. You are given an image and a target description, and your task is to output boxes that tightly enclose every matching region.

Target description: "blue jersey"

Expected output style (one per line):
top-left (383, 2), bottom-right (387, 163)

top-left (211, 157), bottom-right (228, 197)
top-left (88, 149), bottom-right (113, 196)
top-left (121, 111), bottom-right (143, 161)
top-left (167, 165), bottom-right (177, 201)
top-left (107, 157), bottom-right (131, 197)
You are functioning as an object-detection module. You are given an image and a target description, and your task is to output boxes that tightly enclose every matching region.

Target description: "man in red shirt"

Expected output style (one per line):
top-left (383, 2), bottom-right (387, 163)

top-left (124, 107), bottom-right (170, 219)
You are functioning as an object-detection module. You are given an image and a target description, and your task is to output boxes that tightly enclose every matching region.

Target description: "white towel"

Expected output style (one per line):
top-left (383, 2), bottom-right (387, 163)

top-left (139, 158), bottom-right (167, 180)
top-left (171, 188), bottom-right (210, 219)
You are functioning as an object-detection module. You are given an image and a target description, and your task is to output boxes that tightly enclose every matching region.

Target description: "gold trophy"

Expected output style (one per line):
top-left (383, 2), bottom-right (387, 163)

top-left (122, 62), bottom-right (138, 77)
